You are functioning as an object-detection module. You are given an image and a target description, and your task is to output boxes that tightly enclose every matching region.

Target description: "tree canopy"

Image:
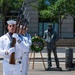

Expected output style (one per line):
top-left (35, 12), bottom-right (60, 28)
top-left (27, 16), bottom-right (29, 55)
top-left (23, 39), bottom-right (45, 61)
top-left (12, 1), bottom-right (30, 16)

top-left (31, 0), bottom-right (75, 37)
top-left (35, 0), bottom-right (75, 22)
top-left (0, 0), bottom-right (24, 16)
top-left (0, 0), bottom-right (24, 34)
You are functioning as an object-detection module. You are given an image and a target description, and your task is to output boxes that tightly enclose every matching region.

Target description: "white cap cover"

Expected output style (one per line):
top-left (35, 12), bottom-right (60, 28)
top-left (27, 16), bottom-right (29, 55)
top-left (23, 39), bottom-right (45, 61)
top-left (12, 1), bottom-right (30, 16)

top-left (7, 20), bottom-right (16, 25)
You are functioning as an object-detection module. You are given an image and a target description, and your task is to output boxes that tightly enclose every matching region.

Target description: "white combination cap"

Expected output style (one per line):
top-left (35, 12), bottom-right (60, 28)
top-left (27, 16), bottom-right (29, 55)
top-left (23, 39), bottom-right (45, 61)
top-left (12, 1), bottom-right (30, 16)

top-left (7, 20), bottom-right (16, 25)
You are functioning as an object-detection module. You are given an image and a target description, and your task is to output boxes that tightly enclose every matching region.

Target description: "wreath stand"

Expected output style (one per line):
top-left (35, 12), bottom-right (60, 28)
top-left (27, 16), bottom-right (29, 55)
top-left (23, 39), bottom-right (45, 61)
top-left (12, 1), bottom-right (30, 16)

top-left (29, 51), bottom-right (46, 70)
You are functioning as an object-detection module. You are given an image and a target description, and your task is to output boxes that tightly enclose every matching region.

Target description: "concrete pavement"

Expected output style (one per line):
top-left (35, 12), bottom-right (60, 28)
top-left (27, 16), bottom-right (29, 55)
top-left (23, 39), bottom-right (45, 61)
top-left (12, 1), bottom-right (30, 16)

top-left (28, 47), bottom-right (75, 75)
top-left (0, 62), bottom-right (75, 75)
top-left (28, 62), bottom-right (75, 75)
top-left (0, 47), bottom-right (75, 75)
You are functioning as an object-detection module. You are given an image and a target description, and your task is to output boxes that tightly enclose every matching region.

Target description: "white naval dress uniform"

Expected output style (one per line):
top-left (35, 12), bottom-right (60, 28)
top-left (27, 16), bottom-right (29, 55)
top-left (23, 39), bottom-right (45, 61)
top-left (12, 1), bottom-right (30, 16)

top-left (21, 33), bottom-right (32, 75)
top-left (0, 33), bottom-right (29, 75)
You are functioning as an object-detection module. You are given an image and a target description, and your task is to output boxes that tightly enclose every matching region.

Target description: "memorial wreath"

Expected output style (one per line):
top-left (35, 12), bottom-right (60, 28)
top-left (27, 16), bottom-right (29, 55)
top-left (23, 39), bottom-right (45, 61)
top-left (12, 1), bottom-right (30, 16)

top-left (31, 36), bottom-right (44, 52)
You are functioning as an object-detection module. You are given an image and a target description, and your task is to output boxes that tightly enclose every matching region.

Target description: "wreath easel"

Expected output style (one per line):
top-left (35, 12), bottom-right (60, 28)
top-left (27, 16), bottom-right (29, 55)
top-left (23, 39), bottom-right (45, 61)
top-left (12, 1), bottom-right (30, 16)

top-left (29, 35), bottom-right (46, 70)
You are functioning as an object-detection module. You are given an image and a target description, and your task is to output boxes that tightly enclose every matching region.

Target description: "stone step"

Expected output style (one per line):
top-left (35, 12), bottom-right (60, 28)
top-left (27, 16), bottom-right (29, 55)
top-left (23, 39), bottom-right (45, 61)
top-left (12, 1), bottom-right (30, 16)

top-left (29, 53), bottom-right (75, 59)
top-left (29, 52), bottom-right (75, 62)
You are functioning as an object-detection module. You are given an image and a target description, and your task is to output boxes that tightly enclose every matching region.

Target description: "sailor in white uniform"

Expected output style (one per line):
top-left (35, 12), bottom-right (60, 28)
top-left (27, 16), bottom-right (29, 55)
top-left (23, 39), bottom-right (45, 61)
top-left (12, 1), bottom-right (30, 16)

top-left (21, 27), bottom-right (32, 75)
top-left (0, 20), bottom-right (20, 75)
top-left (0, 20), bottom-right (30, 75)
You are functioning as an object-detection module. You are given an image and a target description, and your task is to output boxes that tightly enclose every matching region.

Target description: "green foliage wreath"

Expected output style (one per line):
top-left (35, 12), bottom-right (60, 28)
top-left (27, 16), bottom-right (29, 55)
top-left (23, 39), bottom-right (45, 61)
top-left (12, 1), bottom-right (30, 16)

top-left (31, 36), bottom-right (44, 52)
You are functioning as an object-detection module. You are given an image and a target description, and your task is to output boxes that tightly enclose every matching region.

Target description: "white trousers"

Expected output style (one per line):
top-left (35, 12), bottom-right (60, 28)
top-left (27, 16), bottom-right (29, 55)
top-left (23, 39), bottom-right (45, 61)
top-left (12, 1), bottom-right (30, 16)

top-left (3, 59), bottom-right (21, 75)
top-left (21, 52), bottom-right (29, 75)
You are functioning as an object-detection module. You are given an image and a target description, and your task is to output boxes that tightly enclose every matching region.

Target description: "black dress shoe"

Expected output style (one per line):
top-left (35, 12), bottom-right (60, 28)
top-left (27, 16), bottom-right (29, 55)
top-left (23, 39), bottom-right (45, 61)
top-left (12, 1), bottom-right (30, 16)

top-left (56, 67), bottom-right (62, 71)
top-left (46, 67), bottom-right (51, 71)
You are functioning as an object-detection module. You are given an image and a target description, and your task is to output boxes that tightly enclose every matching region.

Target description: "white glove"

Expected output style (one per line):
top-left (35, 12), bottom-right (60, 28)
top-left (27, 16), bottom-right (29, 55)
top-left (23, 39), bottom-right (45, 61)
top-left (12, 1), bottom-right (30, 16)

top-left (8, 47), bottom-right (15, 56)
top-left (12, 33), bottom-right (20, 41)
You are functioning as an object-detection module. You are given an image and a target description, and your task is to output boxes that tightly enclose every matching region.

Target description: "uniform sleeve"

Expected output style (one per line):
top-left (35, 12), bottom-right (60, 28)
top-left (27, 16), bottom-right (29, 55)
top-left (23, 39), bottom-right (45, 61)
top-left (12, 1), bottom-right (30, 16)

top-left (4, 43), bottom-right (15, 56)
top-left (0, 37), bottom-right (6, 56)
top-left (28, 34), bottom-right (32, 46)
top-left (8, 47), bottom-right (15, 56)
top-left (0, 37), bottom-right (9, 56)
top-left (0, 37), bottom-right (15, 56)
top-left (17, 41), bottom-right (30, 52)
top-left (0, 50), bottom-right (6, 56)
